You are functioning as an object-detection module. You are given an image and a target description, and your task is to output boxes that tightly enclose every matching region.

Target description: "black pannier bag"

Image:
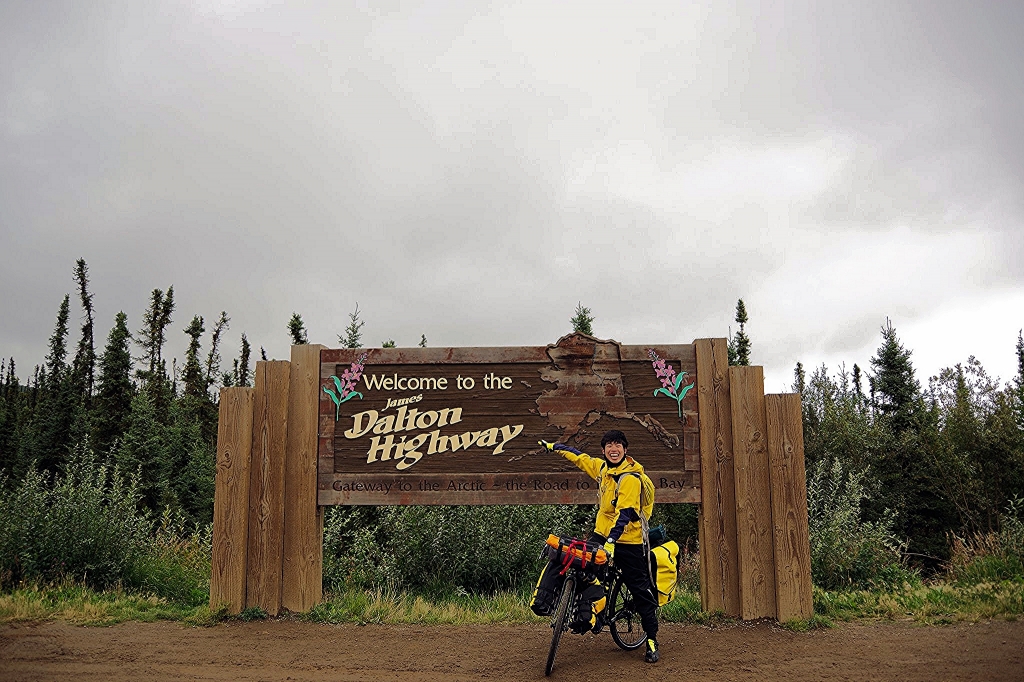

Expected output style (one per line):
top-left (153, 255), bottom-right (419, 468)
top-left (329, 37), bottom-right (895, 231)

top-left (530, 535), bottom-right (609, 616)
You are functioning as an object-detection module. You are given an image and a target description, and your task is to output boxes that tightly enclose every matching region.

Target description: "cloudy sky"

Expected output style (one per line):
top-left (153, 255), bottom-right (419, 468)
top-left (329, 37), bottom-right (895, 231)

top-left (2, 0), bottom-right (1022, 392)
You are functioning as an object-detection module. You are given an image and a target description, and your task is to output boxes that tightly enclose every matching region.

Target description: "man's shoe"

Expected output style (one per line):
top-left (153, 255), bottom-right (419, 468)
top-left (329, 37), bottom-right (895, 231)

top-left (591, 613), bottom-right (605, 635)
top-left (644, 638), bottom-right (660, 663)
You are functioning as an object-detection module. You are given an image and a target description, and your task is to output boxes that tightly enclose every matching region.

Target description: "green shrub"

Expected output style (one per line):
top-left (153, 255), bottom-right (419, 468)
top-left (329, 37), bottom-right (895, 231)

top-left (323, 504), bottom-right (593, 594)
top-left (0, 458), bottom-right (151, 589)
top-left (650, 503), bottom-right (698, 549)
top-left (807, 457), bottom-right (916, 590)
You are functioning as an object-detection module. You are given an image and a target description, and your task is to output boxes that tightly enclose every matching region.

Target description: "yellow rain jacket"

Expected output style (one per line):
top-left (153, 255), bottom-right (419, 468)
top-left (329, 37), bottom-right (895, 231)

top-left (554, 448), bottom-right (653, 545)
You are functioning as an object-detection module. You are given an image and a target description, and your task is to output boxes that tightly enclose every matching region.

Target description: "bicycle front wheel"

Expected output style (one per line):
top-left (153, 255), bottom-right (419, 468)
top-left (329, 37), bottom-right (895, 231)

top-left (608, 577), bottom-right (646, 650)
top-left (545, 575), bottom-right (576, 676)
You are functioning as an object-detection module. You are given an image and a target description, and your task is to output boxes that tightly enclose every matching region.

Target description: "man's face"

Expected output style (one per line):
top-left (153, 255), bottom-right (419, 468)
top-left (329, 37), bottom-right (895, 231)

top-left (602, 441), bottom-right (626, 465)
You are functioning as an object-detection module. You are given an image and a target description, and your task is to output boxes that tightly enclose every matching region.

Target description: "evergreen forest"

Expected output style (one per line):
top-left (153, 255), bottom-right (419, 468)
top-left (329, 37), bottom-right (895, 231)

top-left (1, 264), bottom-right (1023, 622)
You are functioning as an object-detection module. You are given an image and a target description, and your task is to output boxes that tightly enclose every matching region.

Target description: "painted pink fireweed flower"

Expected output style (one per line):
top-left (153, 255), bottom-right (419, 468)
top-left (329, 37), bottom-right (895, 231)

top-left (647, 349), bottom-right (694, 417)
top-left (324, 352), bottom-right (368, 420)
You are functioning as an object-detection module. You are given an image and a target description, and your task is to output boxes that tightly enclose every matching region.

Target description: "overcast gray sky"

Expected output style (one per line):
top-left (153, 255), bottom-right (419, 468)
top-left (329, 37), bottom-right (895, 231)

top-left (2, 0), bottom-right (1022, 392)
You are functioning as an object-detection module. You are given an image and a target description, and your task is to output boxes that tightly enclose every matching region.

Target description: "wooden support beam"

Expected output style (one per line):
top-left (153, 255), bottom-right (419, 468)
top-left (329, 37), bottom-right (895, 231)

top-left (282, 344), bottom-right (325, 613)
top-left (210, 387), bottom-right (254, 614)
top-left (694, 338), bottom-right (740, 616)
top-left (730, 366), bottom-right (777, 619)
top-left (246, 361), bottom-right (291, 616)
top-left (766, 393), bottom-right (814, 621)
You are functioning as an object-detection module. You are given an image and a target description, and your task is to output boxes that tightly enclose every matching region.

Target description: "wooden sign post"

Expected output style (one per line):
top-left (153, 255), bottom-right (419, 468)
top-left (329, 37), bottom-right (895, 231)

top-left (210, 334), bottom-right (812, 621)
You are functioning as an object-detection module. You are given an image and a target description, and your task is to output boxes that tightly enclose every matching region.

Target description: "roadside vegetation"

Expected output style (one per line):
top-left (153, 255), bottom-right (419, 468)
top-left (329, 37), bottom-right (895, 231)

top-left (1, 263), bottom-right (1023, 627)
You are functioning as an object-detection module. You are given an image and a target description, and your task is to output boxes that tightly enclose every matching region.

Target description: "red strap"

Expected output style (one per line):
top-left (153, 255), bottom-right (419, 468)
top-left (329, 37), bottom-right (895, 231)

top-left (559, 539), bottom-right (588, 575)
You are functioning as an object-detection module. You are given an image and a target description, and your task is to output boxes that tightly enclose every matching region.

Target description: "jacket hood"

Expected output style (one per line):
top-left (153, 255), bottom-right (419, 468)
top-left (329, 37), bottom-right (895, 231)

top-left (605, 456), bottom-right (644, 475)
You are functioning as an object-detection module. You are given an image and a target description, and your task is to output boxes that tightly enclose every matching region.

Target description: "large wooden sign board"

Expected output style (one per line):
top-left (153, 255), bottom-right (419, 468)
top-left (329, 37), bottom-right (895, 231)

top-left (211, 336), bottom-right (813, 622)
top-left (317, 333), bottom-right (701, 505)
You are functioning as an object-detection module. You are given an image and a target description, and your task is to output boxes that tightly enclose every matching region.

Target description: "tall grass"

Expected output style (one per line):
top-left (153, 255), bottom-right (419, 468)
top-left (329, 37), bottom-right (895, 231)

top-left (124, 508), bottom-right (212, 606)
top-left (947, 497), bottom-right (1024, 585)
top-left (307, 588), bottom-right (538, 625)
top-left (0, 581), bottom-right (225, 626)
top-left (814, 581), bottom-right (1024, 624)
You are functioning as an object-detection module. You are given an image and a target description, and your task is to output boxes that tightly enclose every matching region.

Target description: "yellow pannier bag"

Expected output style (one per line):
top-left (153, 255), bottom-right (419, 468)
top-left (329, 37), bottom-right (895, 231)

top-left (649, 540), bottom-right (680, 606)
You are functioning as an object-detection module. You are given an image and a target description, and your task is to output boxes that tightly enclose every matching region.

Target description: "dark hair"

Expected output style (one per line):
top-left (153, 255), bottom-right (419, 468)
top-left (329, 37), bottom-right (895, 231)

top-left (600, 430), bottom-right (628, 448)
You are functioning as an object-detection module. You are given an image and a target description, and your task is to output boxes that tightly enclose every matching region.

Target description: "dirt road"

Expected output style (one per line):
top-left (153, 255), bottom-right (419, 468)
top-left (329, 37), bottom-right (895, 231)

top-left (2, 618), bottom-right (1023, 681)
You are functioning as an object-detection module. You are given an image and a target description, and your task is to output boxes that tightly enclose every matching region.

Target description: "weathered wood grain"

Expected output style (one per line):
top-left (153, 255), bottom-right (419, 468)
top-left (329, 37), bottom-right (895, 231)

top-left (766, 393), bottom-right (814, 621)
top-left (694, 338), bottom-right (740, 617)
top-left (319, 341), bottom-right (696, 366)
top-left (318, 339), bottom-right (701, 505)
top-left (246, 361), bottom-right (290, 616)
top-left (282, 345), bottom-right (324, 613)
top-left (209, 387), bottom-right (254, 614)
top-left (316, 471), bottom-right (700, 505)
top-left (730, 366), bottom-right (778, 620)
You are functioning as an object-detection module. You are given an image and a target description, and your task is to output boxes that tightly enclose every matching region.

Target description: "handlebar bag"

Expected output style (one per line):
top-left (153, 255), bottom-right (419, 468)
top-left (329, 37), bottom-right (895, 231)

top-left (545, 534), bottom-right (609, 571)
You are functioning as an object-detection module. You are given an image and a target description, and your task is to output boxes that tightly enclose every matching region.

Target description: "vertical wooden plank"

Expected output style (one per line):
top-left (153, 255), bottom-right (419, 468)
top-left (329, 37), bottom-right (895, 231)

top-left (246, 360), bottom-right (291, 616)
top-left (697, 507), bottom-right (709, 609)
top-left (694, 338), bottom-right (740, 616)
top-left (730, 366), bottom-right (778, 619)
top-left (210, 387), bottom-right (254, 614)
top-left (766, 393), bottom-right (814, 621)
top-left (282, 344), bottom-right (325, 612)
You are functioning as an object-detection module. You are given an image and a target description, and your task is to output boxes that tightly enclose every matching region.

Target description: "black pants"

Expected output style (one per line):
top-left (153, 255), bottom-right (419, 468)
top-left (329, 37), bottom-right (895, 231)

top-left (591, 533), bottom-right (659, 640)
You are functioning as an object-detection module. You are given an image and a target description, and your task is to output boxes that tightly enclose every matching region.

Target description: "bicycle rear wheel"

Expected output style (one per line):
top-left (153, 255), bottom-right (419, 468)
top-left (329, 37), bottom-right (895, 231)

top-left (608, 577), bottom-right (646, 650)
top-left (545, 575), bottom-right (575, 676)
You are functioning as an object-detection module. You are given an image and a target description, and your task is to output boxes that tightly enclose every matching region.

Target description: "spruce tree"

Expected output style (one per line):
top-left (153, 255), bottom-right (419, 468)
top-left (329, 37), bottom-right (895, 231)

top-left (0, 358), bottom-right (14, 479)
top-left (852, 363), bottom-right (865, 410)
top-left (205, 311), bottom-right (229, 393)
top-left (792, 362), bottom-right (806, 393)
top-left (340, 303), bottom-right (364, 348)
top-left (71, 258), bottom-right (96, 405)
top-left (92, 312), bottom-right (134, 457)
top-left (181, 316), bottom-right (206, 402)
top-left (227, 334), bottom-right (253, 388)
top-left (115, 391), bottom-right (167, 511)
top-left (46, 295), bottom-right (71, 383)
top-left (136, 287), bottom-right (175, 415)
top-left (570, 302), bottom-right (594, 335)
top-left (419, 334), bottom-right (427, 348)
top-left (728, 299), bottom-right (751, 366)
top-left (237, 334), bottom-right (251, 387)
top-left (137, 288), bottom-right (174, 379)
top-left (870, 319), bottom-right (921, 432)
top-left (288, 313), bottom-right (308, 345)
top-left (31, 295), bottom-right (76, 473)
top-left (867, 319), bottom-right (954, 567)
top-left (1015, 330), bottom-right (1024, 429)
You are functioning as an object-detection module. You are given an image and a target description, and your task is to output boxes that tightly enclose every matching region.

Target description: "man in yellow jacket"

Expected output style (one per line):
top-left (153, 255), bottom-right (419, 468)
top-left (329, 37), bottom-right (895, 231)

top-left (538, 429), bottom-right (660, 663)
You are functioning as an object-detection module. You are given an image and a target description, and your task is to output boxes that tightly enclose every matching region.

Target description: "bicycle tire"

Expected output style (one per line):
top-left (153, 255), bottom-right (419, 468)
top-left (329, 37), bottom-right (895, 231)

top-left (608, 576), bottom-right (646, 650)
top-left (545, 575), bottom-right (575, 676)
